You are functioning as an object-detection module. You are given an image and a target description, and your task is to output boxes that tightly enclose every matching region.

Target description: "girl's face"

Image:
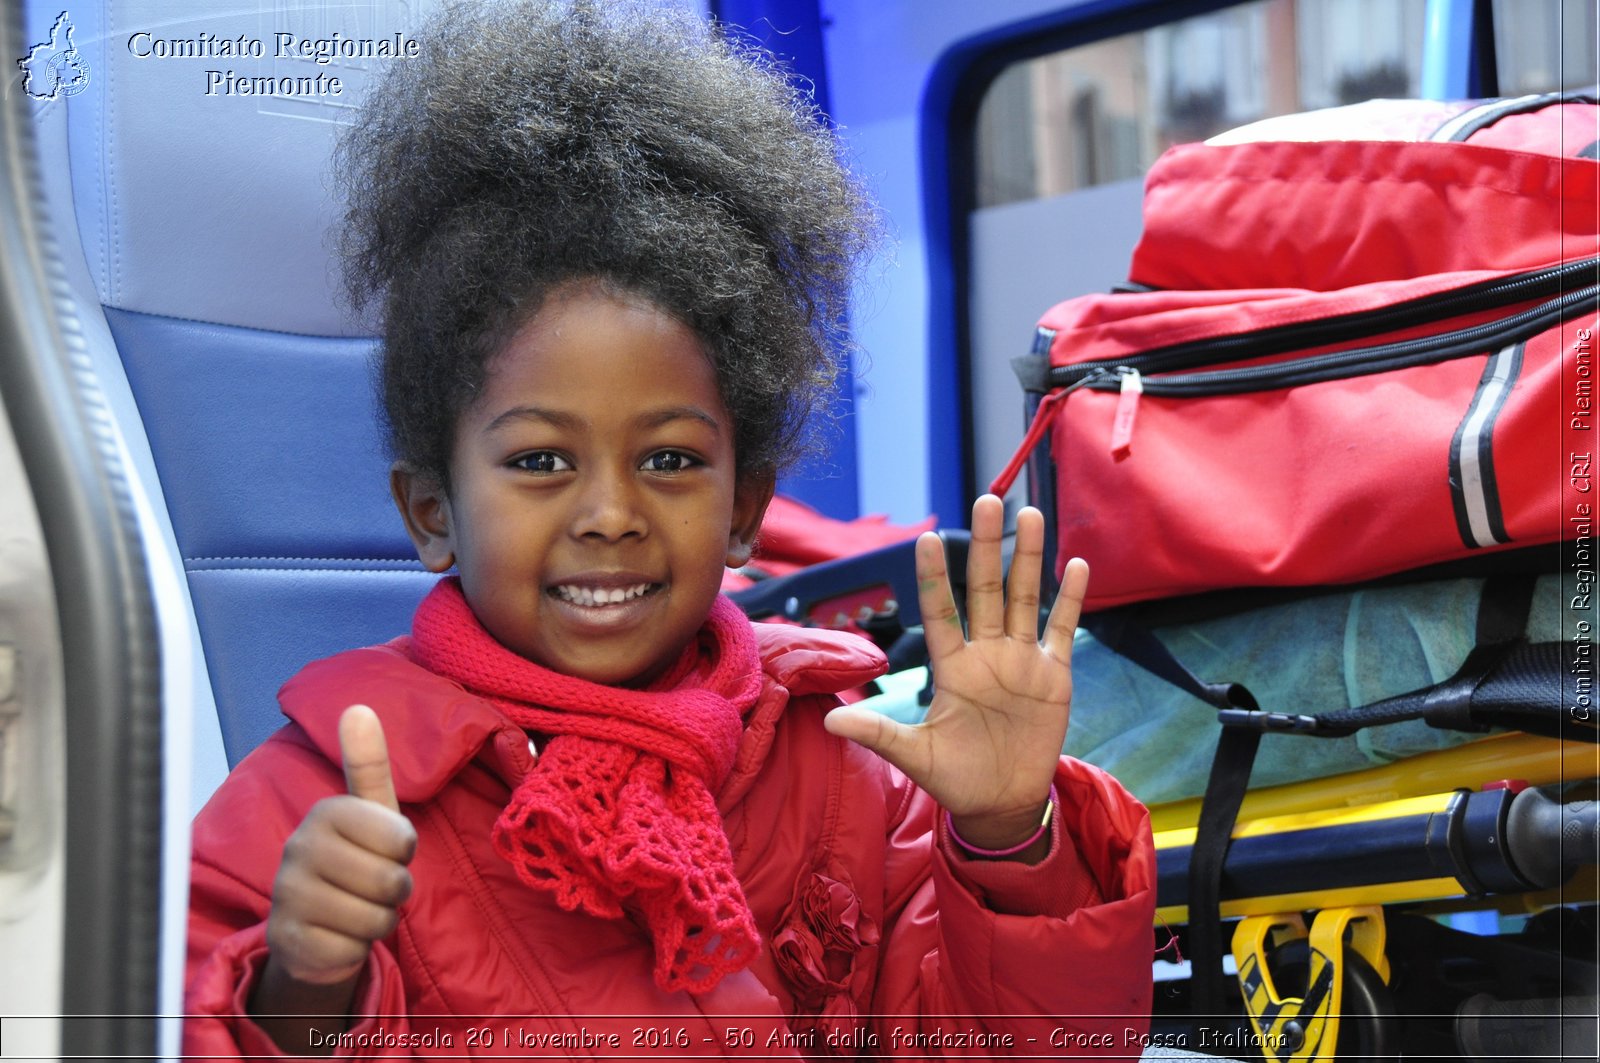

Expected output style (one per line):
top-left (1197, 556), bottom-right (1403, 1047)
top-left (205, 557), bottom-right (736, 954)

top-left (393, 283), bottom-right (772, 686)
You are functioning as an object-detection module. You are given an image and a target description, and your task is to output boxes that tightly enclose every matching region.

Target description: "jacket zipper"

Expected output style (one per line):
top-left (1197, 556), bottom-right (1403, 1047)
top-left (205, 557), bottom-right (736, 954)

top-left (1046, 257), bottom-right (1600, 397)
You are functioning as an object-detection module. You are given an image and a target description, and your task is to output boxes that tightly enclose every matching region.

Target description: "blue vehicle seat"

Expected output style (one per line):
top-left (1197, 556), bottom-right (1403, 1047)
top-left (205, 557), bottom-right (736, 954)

top-left (25, 1), bottom-right (437, 780)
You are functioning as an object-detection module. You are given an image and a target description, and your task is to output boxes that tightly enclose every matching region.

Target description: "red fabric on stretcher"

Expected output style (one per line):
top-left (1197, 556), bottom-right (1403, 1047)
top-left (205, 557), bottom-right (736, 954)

top-left (721, 494), bottom-right (936, 591)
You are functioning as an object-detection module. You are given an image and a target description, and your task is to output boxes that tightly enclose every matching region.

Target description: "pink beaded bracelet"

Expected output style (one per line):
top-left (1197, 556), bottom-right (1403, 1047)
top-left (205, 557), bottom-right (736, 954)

top-left (946, 785), bottom-right (1058, 858)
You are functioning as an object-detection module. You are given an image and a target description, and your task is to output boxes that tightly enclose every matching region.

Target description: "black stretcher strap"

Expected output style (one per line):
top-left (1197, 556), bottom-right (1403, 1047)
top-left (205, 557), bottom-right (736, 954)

top-left (1083, 613), bottom-right (1261, 1020)
top-left (1187, 724), bottom-right (1262, 1019)
top-left (1083, 612), bottom-right (1256, 714)
top-left (1083, 572), bottom-right (1568, 1020)
top-left (1311, 641), bottom-right (1596, 743)
top-left (1284, 574), bottom-right (1546, 737)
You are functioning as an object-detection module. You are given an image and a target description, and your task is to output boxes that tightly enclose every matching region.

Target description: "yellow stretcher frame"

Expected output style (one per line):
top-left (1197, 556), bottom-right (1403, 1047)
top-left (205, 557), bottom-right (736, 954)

top-left (1150, 734), bottom-right (1598, 924)
top-left (1150, 733), bottom-right (1599, 924)
top-left (1146, 731), bottom-right (1599, 1061)
top-left (1148, 732), bottom-right (1599, 834)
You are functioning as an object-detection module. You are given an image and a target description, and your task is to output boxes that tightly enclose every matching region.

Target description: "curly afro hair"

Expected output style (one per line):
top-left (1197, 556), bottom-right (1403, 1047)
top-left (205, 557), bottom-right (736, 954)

top-left (336, 0), bottom-right (878, 490)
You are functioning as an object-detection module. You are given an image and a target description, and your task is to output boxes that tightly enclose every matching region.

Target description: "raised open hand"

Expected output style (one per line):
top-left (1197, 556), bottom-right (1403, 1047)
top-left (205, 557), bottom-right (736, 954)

top-left (823, 495), bottom-right (1087, 852)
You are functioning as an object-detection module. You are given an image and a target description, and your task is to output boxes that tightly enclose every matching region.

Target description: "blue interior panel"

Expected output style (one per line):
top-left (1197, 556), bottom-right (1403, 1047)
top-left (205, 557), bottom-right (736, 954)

top-left (107, 308), bottom-right (410, 563)
top-left (188, 569), bottom-right (435, 762)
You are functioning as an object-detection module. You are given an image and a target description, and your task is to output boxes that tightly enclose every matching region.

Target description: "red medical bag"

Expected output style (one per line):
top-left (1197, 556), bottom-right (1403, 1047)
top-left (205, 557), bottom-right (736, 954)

top-left (992, 94), bottom-right (1600, 612)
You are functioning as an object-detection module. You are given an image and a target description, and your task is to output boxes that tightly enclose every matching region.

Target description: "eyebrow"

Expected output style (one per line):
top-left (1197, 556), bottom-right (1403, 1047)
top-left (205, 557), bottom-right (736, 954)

top-left (483, 404), bottom-right (723, 434)
top-left (483, 406), bottom-right (581, 434)
top-left (636, 405), bottom-right (724, 434)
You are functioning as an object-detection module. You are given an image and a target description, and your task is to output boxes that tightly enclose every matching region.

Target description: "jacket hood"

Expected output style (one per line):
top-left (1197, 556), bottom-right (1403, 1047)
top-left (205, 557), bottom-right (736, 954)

top-left (277, 623), bottom-right (888, 804)
top-left (721, 624), bottom-right (887, 809)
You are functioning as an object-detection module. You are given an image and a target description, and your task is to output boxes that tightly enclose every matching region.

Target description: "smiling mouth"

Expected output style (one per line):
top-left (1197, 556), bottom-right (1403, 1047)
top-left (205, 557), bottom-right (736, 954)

top-left (550, 582), bottom-right (658, 608)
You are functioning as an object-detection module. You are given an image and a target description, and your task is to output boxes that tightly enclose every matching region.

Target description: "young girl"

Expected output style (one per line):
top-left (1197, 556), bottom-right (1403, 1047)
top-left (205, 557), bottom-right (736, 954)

top-left (184, 1), bottom-right (1155, 1056)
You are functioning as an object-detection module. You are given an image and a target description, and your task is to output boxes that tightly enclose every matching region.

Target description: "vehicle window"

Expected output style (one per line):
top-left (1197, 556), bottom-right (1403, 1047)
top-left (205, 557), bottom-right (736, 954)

top-left (967, 0), bottom-right (1440, 506)
top-left (975, 0), bottom-right (1428, 209)
top-left (1492, 0), bottom-right (1599, 95)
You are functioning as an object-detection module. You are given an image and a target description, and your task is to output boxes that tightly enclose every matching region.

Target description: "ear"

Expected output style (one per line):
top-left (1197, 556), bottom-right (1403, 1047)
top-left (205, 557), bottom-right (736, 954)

top-left (390, 462), bottom-right (457, 573)
top-left (725, 471), bottom-right (777, 569)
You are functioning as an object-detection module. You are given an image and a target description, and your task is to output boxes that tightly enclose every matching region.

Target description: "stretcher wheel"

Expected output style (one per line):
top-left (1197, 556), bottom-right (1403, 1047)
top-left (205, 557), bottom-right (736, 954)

top-left (1266, 940), bottom-right (1399, 1061)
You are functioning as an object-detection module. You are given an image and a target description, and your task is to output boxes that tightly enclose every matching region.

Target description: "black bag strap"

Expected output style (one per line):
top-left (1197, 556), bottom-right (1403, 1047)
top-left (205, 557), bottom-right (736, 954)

top-left (1308, 641), bottom-right (1596, 743)
top-left (1425, 572), bottom-right (1533, 731)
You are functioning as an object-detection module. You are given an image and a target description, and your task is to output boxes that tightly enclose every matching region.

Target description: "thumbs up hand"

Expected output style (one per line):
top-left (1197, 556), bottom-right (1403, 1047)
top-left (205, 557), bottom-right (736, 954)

top-left (263, 705), bottom-right (417, 989)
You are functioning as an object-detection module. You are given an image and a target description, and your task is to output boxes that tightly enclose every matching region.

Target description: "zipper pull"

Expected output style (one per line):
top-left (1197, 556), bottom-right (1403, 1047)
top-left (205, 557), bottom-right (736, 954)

top-left (1110, 367), bottom-right (1142, 458)
top-left (988, 369), bottom-right (1114, 497)
top-left (988, 386), bottom-right (1070, 497)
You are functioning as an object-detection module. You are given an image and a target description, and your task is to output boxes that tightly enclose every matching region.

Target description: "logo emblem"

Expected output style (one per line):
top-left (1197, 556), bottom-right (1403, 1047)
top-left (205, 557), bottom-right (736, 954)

top-left (18, 12), bottom-right (91, 101)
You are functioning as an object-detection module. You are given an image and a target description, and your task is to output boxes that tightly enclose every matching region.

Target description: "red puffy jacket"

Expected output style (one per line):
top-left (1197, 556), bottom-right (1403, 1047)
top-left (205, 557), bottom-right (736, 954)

top-left (186, 623), bottom-right (1155, 1058)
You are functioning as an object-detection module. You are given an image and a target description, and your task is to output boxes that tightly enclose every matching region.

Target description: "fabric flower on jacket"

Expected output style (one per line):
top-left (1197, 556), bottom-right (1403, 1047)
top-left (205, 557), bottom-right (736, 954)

top-left (773, 870), bottom-right (880, 1049)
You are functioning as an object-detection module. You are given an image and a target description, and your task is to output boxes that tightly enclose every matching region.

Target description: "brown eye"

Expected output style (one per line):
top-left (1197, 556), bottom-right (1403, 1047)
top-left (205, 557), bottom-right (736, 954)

top-left (642, 450), bottom-right (698, 472)
top-left (514, 451), bottom-right (572, 473)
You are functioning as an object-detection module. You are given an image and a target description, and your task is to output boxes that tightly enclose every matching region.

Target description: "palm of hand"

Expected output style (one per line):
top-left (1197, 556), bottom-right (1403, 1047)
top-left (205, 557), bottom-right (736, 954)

top-left (824, 495), bottom-right (1088, 828)
top-left (914, 625), bottom-right (1074, 818)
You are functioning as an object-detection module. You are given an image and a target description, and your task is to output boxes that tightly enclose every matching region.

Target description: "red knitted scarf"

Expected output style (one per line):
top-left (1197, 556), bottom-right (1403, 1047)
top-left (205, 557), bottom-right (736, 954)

top-left (408, 578), bottom-right (764, 994)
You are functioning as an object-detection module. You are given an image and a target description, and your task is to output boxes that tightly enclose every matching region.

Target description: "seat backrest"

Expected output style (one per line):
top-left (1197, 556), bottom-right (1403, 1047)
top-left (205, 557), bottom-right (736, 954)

top-left (26, 1), bottom-right (441, 775)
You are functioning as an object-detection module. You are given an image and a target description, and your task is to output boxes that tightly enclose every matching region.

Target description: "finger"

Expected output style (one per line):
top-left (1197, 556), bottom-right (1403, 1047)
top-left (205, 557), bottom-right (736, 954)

top-left (267, 915), bottom-right (386, 987)
top-left (305, 820), bottom-right (416, 904)
top-left (914, 531), bottom-right (965, 662)
top-left (292, 796), bottom-right (416, 869)
top-left (1042, 557), bottom-right (1090, 661)
top-left (340, 704), bottom-right (400, 813)
top-left (822, 705), bottom-right (929, 781)
top-left (275, 871), bottom-right (407, 945)
top-left (964, 494), bottom-right (1006, 640)
top-left (309, 786), bottom-right (415, 872)
top-left (1005, 506), bottom-right (1045, 641)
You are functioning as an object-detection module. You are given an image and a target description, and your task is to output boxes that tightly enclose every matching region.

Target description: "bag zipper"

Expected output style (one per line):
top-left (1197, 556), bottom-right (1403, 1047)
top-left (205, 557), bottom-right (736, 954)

top-left (1432, 87), bottom-right (1598, 142)
top-left (990, 260), bottom-right (1599, 496)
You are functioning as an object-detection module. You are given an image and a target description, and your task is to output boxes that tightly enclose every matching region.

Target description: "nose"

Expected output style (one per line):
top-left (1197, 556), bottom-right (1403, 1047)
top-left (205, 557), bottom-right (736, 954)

top-left (571, 469), bottom-right (648, 542)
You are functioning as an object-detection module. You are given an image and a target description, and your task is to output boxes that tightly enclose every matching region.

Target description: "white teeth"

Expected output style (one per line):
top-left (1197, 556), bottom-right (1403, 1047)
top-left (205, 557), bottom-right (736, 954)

top-left (554, 583), bottom-right (652, 607)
